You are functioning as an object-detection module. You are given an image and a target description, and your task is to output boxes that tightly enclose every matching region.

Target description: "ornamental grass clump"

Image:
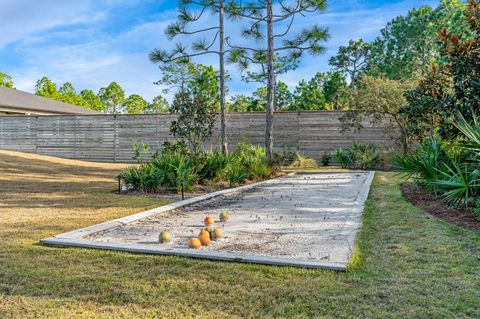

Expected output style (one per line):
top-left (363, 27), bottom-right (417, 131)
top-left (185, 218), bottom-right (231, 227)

top-left (289, 153), bottom-right (318, 169)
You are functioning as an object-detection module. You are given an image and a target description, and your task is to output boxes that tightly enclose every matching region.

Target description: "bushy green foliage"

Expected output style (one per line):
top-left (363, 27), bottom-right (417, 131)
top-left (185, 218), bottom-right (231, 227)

top-left (198, 151), bottom-right (236, 181)
top-left (224, 162), bottom-right (248, 187)
top-left (0, 72), bottom-right (14, 88)
top-left (228, 72), bottom-right (347, 112)
top-left (170, 92), bottom-right (216, 156)
top-left (335, 148), bottom-right (356, 169)
top-left (121, 142), bottom-right (197, 193)
top-left (432, 162), bottom-right (480, 206)
top-left (352, 144), bottom-right (381, 169)
top-left (151, 149), bottom-right (197, 192)
top-left (393, 137), bottom-right (451, 190)
top-left (394, 113), bottom-right (480, 208)
top-left (121, 164), bottom-right (161, 193)
top-left (235, 141), bottom-right (272, 180)
top-left (121, 141), bottom-right (275, 193)
top-left (335, 143), bottom-right (381, 170)
top-left (366, 1), bottom-right (470, 80)
top-left (403, 1), bottom-right (480, 142)
top-left (98, 82), bottom-right (126, 114)
top-left (329, 39), bottom-right (370, 85)
top-left (340, 75), bottom-right (415, 154)
top-left (30, 75), bottom-right (167, 114)
top-left (321, 153), bottom-right (332, 166)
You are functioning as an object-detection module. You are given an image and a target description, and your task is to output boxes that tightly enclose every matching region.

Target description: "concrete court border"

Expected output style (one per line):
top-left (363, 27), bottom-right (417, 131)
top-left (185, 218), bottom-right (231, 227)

top-left (40, 171), bottom-right (375, 271)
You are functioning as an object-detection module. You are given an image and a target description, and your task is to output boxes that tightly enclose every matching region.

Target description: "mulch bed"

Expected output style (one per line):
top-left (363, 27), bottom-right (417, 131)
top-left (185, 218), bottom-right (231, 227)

top-left (401, 183), bottom-right (480, 232)
top-left (118, 171), bottom-right (289, 200)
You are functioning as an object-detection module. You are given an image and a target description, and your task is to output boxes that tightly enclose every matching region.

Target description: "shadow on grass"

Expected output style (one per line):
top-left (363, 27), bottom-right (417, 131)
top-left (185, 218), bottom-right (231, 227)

top-left (1, 151), bottom-right (479, 317)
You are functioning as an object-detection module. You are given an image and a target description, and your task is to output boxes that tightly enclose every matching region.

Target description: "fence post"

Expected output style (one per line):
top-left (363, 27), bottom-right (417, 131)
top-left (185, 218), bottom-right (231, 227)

top-left (113, 115), bottom-right (117, 162)
top-left (34, 116), bottom-right (38, 153)
top-left (73, 115), bottom-right (77, 159)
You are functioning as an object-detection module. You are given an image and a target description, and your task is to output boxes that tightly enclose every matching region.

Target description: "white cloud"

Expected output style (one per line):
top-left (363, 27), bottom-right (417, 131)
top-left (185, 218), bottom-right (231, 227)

top-left (1, 0), bottom-right (438, 102)
top-left (0, 0), bottom-right (101, 49)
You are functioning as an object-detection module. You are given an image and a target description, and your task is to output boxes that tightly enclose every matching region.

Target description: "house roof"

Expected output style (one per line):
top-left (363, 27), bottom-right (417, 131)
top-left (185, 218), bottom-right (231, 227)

top-left (0, 86), bottom-right (100, 115)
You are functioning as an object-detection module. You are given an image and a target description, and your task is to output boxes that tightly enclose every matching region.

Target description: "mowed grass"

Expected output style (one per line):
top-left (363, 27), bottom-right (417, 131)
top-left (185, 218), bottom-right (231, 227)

top-left (0, 151), bottom-right (479, 318)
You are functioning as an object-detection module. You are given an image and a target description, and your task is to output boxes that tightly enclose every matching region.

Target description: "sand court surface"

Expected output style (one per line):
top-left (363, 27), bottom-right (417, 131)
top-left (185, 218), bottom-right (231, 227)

top-left (42, 172), bottom-right (374, 270)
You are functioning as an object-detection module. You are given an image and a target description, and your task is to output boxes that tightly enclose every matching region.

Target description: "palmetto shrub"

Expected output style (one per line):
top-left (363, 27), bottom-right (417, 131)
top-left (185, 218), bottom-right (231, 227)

top-left (393, 137), bottom-right (451, 190)
top-left (198, 151), bottom-right (236, 181)
top-left (120, 141), bottom-right (275, 193)
top-left (224, 162), bottom-right (248, 187)
top-left (151, 150), bottom-right (197, 192)
top-left (235, 141), bottom-right (272, 180)
top-left (431, 162), bottom-right (480, 207)
top-left (394, 113), bottom-right (480, 208)
top-left (335, 143), bottom-right (381, 169)
top-left (352, 143), bottom-right (381, 170)
top-left (335, 148), bottom-right (356, 169)
top-left (121, 164), bottom-right (161, 193)
top-left (321, 153), bottom-right (332, 166)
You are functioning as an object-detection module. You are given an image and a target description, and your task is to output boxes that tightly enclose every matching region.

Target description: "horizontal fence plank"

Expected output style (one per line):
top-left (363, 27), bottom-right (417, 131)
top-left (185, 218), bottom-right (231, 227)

top-left (0, 112), bottom-right (398, 162)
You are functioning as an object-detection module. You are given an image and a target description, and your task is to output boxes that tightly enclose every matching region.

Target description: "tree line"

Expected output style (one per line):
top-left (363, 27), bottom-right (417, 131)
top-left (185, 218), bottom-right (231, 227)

top-left (0, 74), bottom-right (170, 114)
top-left (147, 0), bottom-right (474, 157)
top-left (2, 0), bottom-right (475, 158)
top-left (330, 0), bottom-right (478, 154)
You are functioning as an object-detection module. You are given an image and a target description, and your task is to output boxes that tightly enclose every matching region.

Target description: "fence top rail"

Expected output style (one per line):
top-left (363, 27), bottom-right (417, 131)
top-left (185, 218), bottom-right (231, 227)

top-left (0, 110), bottom-right (351, 119)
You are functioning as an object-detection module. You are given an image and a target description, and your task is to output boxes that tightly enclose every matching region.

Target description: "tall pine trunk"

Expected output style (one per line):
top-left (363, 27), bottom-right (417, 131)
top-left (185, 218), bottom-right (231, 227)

top-left (265, 0), bottom-right (274, 159)
top-left (219, 0), bottom-right (228, 153)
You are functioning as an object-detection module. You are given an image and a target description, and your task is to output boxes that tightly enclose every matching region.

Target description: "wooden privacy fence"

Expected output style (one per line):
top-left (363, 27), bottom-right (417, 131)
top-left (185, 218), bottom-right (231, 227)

top-left (0, 112), bottom-right (397, 162)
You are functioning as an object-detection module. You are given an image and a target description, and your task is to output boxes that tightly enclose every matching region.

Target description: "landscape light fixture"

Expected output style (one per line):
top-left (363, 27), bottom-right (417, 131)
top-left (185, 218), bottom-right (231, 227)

top-left (115, 175), bottom-right (123, 194)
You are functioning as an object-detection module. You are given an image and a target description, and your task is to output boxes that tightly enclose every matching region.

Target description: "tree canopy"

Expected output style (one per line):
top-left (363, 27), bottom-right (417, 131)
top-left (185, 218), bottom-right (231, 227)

top-left (0, 72), bottom-right (14, 88)
top-left (403, 0), bottom-right (480, 141)
top-left (98, 82), bottom-right (126, 114)
top-left (329, 39), bottom-right (370, 86)
top-left (341, 75), bottom-right (415, 154)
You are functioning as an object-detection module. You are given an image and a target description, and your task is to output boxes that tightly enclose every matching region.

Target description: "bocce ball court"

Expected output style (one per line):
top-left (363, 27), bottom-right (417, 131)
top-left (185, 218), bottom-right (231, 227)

top-left (41, 172), bottom-right (374, 271)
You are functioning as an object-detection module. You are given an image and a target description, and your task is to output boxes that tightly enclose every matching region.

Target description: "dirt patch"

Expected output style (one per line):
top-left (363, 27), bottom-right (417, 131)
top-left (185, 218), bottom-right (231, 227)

top-left (401, 183), bottom-right (480, 232)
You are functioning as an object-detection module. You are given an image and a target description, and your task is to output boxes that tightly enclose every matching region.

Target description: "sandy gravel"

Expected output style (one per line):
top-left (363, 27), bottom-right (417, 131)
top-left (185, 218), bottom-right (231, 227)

top-left (85, 172), bottom-right (372, 264)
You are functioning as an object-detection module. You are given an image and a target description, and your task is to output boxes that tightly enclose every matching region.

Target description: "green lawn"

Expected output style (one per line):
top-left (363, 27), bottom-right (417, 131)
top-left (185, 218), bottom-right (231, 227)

top-left (0, 150), bottom-right (479, 318)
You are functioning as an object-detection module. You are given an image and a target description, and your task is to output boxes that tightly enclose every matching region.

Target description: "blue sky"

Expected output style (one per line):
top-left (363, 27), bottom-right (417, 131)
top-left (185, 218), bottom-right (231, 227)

top-left (0, 0), bottom-right (437, 102)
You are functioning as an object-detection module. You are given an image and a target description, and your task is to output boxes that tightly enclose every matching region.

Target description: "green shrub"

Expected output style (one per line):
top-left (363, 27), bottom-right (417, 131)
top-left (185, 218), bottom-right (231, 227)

top-left (334, 143), bottom-right (381, 170)
top-left (121, 166), bottom-right (142, 190)
top-left (352, 143), bottom-right (381, 170)
top-left (225, 162), bottom-right (248, 186)
top-left (121, 141), bottom-right (275, 193)
top-left (393, 137), bottom-right (451, 189)
top-left (431, 162), bottom-right (480, 207)
top-left (121, 164), bottom-right (161, 193)
top-left (321, 153), bottom-right (332, 166)
top-left (199, 151), bottom-right (236, 181)
top-left (248, 161), bottom-right (272, 179)
top-left (395, 113), bottom-right (480, 208)
top-left (335, 148), bottom-right (356, 169)
top-left (151, 151), bottom-right (197, 192)
top-left (235, 141), bottom-right (272, 179)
